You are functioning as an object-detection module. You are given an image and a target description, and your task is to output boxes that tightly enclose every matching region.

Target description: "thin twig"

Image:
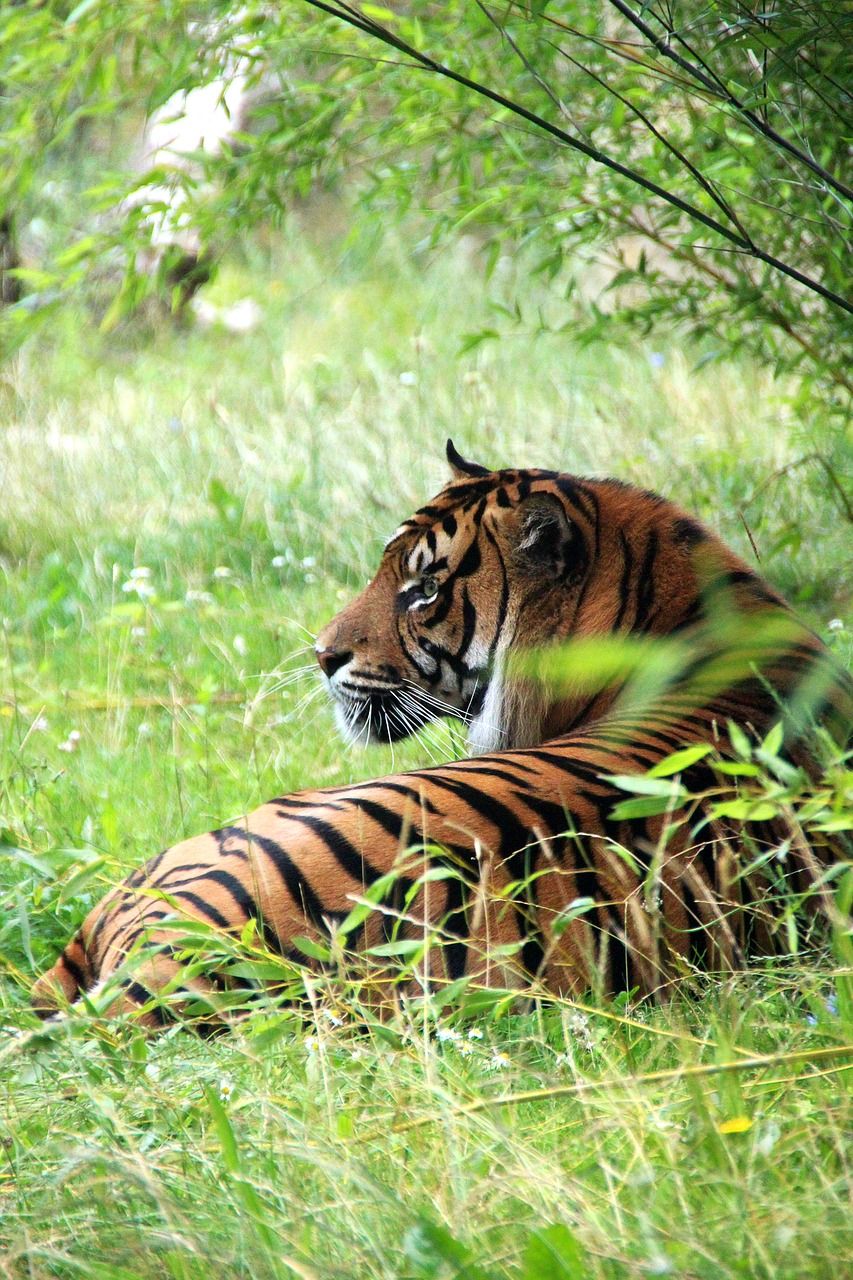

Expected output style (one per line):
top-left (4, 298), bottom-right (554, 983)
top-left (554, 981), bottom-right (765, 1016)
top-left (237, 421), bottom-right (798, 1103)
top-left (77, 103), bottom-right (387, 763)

top-left (544, 36), bottom-right (753, 244)
top-left (371, 1043), bottom-right (853, 1138)
top-left (480, 0), bottom-right (751, 243)
top-left (602, 0), bottom-right (853, 204)
top-left (299, 1), bottom-right (852, 315)
top-left (739, 453), bottom-right (853, 526)
top-left (738, 512), bottom-right (762, 564)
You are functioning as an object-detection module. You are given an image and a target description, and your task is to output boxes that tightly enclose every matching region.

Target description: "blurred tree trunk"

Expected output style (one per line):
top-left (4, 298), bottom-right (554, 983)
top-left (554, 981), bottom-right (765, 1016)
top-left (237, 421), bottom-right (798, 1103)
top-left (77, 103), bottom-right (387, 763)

top-left (0, 214), bottom-right (21, 305)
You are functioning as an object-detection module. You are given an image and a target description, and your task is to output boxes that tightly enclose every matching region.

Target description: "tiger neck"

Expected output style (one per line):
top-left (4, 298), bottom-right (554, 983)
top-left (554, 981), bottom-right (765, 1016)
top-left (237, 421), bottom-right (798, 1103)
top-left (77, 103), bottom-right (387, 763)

top-left (467, 574), bottom-right (815, 756)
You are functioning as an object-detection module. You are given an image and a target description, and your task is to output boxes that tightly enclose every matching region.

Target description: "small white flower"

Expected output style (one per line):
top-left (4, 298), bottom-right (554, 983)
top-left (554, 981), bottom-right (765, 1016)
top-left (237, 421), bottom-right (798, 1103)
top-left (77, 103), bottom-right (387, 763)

top-left (322, 1008), bottom-right (344, 1027)
top-left (466, 1027), bottom-right (484, 1041)
top-left (487, 1050), bottom-right (511, 1071)
top-left (568, 1011), bottom-right (595, 1051)
top-left (647, 1106), bottom-right (678, 1134)
top-left (68, 730), bottom-right (81, 743)
top-left (649, 351), bottom-right (665, 369)
top-left (185, 590), bottom-right (215, 606)
top-left (121, 579), bottom-right (155, 599)
top-left (218, 1079), bottom-right (234, 1102)
top-left (436, 1026), bottom-right (461, 1043)
top-left (827, 618), bottom-right (844, 632)
top-left (58, 730), bottom-right (80, 753)
top-left (193, 298), bottom-right (220, 328)
top-left (33, 716), bottom-right (49, 732)
top-left (213, 566), bottom-right (233, 580)
top-left (301, 556), bottom-right (317, 569)
top-left (349, 1045), bottom-right (365, 1062)
top-left (131, 626), bottom-right (146, 639)
top-left (458, 1043), bottom-right (475, 1058)
top-left (137, 722), bottom-right (153, 738)
top-left (756, 1120), bottom-right (781, 1156)
top-left (130, 566), bottom-right (152, 580)
top-left (398, 370), bottom-right (417, 386)
top-left (222, 297), bottom-right (262, 335)
top-left (233, 634), bottom-right (248, 657)
top-left (271, 554), bottom-right (288, 568)
top-left (304, 1034), bottom-right (321, 1054)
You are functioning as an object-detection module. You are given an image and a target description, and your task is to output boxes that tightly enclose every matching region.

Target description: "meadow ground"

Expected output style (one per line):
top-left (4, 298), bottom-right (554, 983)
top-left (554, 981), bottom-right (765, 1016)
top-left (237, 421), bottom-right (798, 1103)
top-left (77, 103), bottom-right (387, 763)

top-left (0, 219), bottom-right (851, 1279)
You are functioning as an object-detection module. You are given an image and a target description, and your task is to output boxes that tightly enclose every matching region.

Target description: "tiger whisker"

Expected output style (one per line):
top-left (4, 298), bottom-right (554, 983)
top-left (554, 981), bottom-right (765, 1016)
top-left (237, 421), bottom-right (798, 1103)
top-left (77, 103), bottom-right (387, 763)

top-left (393, 694), bottom-right (450, 766)
top-left (401, 680), bottom-right (497, 741)
top-left (397, 689), bottom-right (465, 754)
top-left (384, 698), bottom-right (396, 771)
top-left (256, 664), bottom-right (321, 700)
top-left (390, 703), bottom-right (443, 767)
top-left (274, 618), bottom-right (318, 644)
top-left (270, 661), bottom-right (319, 679)
top-left (401, 680), bottom-right (474, 722)
top-left (280, 684), bottom-right (326, 725)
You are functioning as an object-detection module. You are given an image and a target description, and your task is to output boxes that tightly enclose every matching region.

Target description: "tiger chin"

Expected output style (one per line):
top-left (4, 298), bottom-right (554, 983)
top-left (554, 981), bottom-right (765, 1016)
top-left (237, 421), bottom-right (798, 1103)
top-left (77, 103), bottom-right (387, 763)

top-left (33, 440), bottom-right (852, 1024)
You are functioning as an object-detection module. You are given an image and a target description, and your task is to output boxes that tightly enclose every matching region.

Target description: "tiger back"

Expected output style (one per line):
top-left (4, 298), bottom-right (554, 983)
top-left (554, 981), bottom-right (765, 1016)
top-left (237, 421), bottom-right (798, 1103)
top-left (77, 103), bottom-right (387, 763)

top-left (32, 441), bottom-right (852, 1022)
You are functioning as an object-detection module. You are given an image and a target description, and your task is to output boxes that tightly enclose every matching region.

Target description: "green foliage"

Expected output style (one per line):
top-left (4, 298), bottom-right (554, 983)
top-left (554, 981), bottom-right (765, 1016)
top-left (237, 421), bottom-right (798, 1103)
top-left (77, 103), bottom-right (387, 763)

top-left (2, 2), bottom-right (851, 450)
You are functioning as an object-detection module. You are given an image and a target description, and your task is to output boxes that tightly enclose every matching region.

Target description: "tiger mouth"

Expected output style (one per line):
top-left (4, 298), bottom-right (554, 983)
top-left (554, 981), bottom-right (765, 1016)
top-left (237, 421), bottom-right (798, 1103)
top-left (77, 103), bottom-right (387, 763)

top-left (331, 683), bottom-right (487, 746)
top-left (335, 694), bottom-right (431, 744)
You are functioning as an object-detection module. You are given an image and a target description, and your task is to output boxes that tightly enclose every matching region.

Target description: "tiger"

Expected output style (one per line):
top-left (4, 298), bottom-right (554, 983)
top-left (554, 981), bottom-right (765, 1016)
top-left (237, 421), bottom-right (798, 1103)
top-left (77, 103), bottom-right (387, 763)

top-left (33, 439), bottom-right (852, 1024)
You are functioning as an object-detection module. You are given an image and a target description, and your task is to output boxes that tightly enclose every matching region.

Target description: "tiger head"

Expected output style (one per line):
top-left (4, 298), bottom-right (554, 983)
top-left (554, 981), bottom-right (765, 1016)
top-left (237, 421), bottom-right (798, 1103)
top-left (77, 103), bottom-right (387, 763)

top-left (314, 439), bottom-right (752, 753)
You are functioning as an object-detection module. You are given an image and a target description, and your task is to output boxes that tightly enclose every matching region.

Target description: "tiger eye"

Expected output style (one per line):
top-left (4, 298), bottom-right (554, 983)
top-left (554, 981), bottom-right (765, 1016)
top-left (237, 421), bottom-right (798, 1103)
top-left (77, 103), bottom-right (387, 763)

top-left (421, 574), bottom-right (439, 600)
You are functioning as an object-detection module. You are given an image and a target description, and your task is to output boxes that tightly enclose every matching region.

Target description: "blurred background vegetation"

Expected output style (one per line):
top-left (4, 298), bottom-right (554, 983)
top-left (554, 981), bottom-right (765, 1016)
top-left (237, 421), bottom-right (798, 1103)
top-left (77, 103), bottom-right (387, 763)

top-left (2, 2), bottom-right (851, 410)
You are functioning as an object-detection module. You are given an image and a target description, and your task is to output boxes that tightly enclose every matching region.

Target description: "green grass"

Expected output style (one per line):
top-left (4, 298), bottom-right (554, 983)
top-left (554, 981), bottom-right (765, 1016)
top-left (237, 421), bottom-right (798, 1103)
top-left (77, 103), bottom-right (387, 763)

top-left (1, 216), bottom-right (851, 1279)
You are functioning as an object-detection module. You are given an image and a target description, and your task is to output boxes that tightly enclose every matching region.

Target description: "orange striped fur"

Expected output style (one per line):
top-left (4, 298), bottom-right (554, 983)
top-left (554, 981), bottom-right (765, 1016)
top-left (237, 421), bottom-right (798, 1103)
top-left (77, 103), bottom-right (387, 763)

top-left (33, 442), bottom-right (851, 1022)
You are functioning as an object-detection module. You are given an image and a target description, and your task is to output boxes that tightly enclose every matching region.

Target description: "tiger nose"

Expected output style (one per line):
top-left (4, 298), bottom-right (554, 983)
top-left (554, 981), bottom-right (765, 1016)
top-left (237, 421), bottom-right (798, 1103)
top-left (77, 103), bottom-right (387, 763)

top-left (316, 646), bottom-right (352, 679)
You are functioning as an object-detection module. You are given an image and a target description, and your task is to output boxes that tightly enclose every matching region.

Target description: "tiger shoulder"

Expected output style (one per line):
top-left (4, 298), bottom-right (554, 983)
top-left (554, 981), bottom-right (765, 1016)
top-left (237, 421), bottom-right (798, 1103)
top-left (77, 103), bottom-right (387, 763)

top-left (33, 439), bottom-right (852, 1023)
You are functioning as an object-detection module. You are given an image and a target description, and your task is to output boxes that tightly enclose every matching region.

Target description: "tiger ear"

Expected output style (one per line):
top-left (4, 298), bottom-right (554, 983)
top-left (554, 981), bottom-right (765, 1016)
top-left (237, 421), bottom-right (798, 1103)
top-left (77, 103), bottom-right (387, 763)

top-left (446, 438), bottom-right (490, 479)
top-left (511, 493), bottom-right (575, 575)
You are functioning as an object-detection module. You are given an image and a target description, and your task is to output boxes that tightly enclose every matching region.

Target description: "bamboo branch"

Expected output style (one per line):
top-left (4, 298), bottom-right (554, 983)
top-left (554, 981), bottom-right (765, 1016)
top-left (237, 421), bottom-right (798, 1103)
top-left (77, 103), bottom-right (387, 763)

top-left (603, 0), bottom-right (853, 205)
top-left (299, 1), bottom-right (853, 316)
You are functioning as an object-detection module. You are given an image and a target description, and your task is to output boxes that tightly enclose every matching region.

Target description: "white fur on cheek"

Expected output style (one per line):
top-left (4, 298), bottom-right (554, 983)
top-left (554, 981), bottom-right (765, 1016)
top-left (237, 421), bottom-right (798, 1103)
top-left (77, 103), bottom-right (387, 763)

top-left (467, 659), bottom-right (504, 755)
